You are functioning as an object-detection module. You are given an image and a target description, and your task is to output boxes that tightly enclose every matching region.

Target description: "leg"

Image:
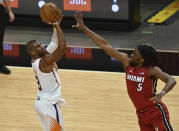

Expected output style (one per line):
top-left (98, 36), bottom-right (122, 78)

top-left (0, 23), bottom-right (5, 57)
top-left (0, 5), bottom-right (11, 74)
top-left (0, 5), bottom-right (6, 65)
top-left (44, 114), bottom-right (62, 131)
top-left (152, 103), bottom-right (173, 131)
top-left (138, 119), bottom-right (155, 131)
top-left (55, 103), bottom-right (64, 131)
top-left (34, 100), bottom-right (46, 129)
top-left (44, 103), bottom-right (64, 131)
top-left (153, 118), bottom-right (173, 131)
top-left (35, 99), bottom-right (64, 131)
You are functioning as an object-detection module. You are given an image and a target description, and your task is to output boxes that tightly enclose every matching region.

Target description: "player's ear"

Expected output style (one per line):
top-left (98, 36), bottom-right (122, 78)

top-left (30, 54), bottom-right (35, 58)
top-left (140, 57), bottom-right (144, 63)
top-left (31, 51), bottom-right (36, 58)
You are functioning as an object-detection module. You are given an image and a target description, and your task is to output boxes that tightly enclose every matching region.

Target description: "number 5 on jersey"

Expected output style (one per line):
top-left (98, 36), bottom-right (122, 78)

top-left (137, 83), bottom-right (142, 91)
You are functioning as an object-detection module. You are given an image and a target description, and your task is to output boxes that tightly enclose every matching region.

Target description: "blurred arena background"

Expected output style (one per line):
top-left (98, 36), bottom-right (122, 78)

top-left (0, 0), bottom-right (179, 130)
top-left (2, 0), bottom-right (179, 75)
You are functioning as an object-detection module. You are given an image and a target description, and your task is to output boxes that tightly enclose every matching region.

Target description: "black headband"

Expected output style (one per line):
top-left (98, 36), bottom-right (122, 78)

top-left (137, 44), bottom-right (158, 66)
top-left (137, 45), bottom-right (148, 60)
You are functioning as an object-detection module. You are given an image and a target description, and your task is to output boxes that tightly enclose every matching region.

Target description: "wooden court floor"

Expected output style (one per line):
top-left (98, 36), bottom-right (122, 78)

top-left (0, 67), bottom-right (179, 131)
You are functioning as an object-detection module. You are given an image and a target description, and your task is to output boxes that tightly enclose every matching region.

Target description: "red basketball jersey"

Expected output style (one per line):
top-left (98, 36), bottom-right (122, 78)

top-left (125, 65), bottom-right (157, 110)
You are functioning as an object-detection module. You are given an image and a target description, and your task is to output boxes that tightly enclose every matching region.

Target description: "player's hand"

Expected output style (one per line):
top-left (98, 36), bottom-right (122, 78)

top-left (150, 91), bottom-right (166, 102)
top-left (49, 15), bottom-right (63, 27)
top-left (72, 11), bottom-right (85, 30)
top-left (9, 11), bottom-right (15, 22)
top-left (53, 63), bottom-right (58, 71)
top-left (57, 14), bottom-right (63, 24)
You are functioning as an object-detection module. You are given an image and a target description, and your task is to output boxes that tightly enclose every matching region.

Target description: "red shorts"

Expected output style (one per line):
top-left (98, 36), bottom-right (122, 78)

top-left (136, 102), bottom-right (173, 131)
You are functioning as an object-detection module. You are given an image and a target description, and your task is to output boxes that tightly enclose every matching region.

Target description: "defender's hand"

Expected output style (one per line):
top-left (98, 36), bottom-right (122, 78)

top-left (72, 11), bottom-right (85, 30)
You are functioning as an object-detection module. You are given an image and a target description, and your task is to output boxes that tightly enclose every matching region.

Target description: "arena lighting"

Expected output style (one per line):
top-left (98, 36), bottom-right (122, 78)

top-left (12, 0), bottom-right (131, 20)
top-left (38, 0), bottom-right (46, 8)
top-left (112, 0), bottom-right (119, 12)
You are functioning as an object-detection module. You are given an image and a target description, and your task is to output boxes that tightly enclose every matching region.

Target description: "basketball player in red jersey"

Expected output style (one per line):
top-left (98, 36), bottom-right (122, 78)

top-left (73, 12), bottom-right (176, 131)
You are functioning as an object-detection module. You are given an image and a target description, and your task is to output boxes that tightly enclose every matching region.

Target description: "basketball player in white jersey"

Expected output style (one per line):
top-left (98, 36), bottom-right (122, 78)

top-left (26, 16), bottom-right (66, 131)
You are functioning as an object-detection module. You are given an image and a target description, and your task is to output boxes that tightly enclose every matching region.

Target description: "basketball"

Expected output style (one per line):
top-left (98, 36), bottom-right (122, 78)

top-left (40, 2), bottom-right (62, 24)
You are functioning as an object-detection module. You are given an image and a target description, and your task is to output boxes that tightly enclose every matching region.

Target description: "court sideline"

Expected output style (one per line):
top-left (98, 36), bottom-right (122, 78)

top-left (0, 67), bottom-right (178, 131)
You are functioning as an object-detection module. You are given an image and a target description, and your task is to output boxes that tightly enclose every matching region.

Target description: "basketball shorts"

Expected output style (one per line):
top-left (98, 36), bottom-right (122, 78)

top-left (136, 102), bottom-right (173, 131)
top-left (34, 97), bottom-right (64, 131)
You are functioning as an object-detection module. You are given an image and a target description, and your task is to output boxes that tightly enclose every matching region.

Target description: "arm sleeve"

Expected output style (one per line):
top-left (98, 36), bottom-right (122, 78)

top-left (46, 28), bottom-right (58, 53)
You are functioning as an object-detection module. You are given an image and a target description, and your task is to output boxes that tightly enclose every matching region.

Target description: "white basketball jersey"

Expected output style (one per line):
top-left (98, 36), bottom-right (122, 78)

top-left (32, 58), bottom-right (62, 104)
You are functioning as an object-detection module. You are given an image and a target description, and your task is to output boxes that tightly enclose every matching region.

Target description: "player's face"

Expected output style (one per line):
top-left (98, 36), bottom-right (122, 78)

top-left (32, 41), bottom-right (46, 58)
top-left (130, 49), bottom-right (144, 66)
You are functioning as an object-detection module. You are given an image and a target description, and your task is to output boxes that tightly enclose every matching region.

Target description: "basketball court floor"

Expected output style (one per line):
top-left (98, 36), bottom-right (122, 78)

top-left (0, 67), bottom-right (178, 131)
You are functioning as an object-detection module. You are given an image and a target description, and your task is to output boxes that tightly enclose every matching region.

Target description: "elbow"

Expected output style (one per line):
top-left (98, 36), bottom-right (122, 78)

top-left (173, 79), bottom-right (177, 86)
top-left (171, 77), bottom-right (176, 87)
top-left (62, 43), bottom-right (67, 54)
top-left (98, 39), bottom-right (108, 49)
top-left (63, 46), bottom-right (67, 53)
top-left (58, 41), bottom-right (67, 51)
top-left (101, 39), bottom-right (108, 45)
top-left (63, 42), bottom-right (67, 51)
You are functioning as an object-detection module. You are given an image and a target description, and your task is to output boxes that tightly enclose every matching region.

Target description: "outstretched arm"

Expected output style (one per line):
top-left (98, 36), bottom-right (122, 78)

top-left (46, 28), bottom-right (58, 53)
top-left (41, 17), bottom-right (66, 67)
top-left (149, 67), bottom-right (176, 102)
top-left (46, 15), bottom-right (65, 53)
top-left (72, 12), bottom-right (130, 68)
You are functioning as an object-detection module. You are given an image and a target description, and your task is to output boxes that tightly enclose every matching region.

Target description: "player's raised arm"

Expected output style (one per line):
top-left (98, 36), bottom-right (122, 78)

top-left (42, 17), bottom-right (66, 66)
top-left (72, 11), bottom-right (130, 68)
top-left (46, 27), bottom-right (58, 53)
top-left (46, 18), bottom-right (66, 54)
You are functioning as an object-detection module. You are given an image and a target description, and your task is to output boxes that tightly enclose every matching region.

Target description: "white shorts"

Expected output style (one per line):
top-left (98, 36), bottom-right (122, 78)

top-left (34, 97), bottom-right (64, 131)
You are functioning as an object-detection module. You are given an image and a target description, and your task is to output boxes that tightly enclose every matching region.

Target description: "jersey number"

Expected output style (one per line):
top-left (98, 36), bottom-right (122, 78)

top-left (137, 83), bottom-right (142, 91)
top-left (35, 76), bottom-right (42, 91)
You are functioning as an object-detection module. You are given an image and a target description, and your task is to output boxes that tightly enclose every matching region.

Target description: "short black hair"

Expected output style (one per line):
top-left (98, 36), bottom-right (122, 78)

top-left (26, 40), bottom-right (37, 56)
top-left (137, 44), bottom-right (158, 66)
